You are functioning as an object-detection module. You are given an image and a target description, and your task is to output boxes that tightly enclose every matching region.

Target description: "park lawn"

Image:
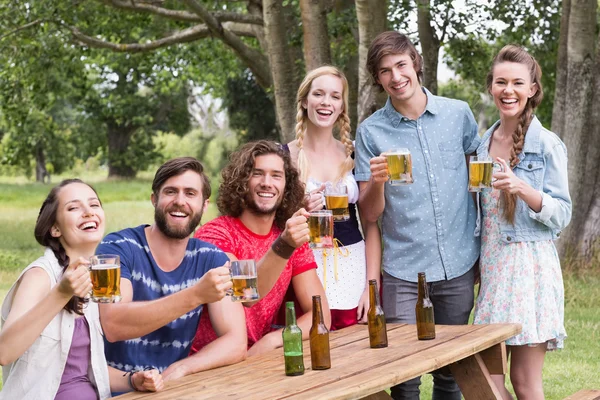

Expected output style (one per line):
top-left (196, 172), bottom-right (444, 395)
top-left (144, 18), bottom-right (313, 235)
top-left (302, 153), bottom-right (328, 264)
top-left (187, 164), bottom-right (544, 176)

top-left (0, 177), bottom-right (599, 397)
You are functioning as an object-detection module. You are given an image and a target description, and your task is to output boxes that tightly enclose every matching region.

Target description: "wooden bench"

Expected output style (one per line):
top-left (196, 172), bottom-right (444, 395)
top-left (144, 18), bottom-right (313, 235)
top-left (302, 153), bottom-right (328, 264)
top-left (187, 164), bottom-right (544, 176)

top-left (564, 389), bottom-right (600, 400)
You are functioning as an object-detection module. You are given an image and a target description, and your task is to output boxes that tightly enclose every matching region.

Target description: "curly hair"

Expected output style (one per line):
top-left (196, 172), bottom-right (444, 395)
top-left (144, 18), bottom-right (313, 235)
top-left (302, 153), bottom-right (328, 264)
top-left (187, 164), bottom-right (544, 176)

top-left (34, 179), bottom-right (101, 315)
top-left (294, 65), bottom-right (354, 184)
top-left (218, 140), bottom-right (306, 230)
top-left (487, 45), bottom-right (543, 224)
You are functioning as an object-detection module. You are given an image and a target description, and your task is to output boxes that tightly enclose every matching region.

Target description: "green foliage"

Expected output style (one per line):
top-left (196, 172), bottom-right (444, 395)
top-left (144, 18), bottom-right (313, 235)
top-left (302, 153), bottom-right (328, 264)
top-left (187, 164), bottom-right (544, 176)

top-left (222, 70), bottom-right (279, 142)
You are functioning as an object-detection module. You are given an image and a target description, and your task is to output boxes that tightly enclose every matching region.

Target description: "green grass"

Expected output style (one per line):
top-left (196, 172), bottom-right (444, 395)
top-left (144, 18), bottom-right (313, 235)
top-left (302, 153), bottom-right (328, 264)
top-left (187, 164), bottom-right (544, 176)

top-left (1, 176), bottom-right (599, 397)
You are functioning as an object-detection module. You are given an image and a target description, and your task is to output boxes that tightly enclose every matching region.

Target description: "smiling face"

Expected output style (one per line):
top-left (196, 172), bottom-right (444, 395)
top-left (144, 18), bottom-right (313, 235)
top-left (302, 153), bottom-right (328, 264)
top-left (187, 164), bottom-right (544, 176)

top-left (245, 154), bottom-right (286, 216)
top-left (302, 74), bottom-right (344, 130)
top-left (52, 182), bottom-right (105, 250)
top-left (377, 53), bottom-right (422, 108)
top-left (152, 170), bottom-right (208, 239)
top-left (490, 61), bottom-right (537, 121)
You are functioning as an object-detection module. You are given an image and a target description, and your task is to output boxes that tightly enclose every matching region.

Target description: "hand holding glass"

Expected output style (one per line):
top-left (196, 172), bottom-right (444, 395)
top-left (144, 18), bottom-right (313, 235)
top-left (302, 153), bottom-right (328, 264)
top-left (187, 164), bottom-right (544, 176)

top-left (468, 156), bottom-right (505, 192)
top-left (382, 149), bottom-right (413, 185)
top-left (227, 259), bottom-right (259, 302)
top-left (324, 182), bottom-right (349, 222)
top-left (90, 254), bottom-right (121, 303)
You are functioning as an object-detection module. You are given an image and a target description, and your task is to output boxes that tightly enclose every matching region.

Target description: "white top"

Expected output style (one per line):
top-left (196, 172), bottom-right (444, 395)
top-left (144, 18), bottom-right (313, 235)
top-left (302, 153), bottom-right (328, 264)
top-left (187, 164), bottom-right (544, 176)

top-left (0, 248), bottom-right (111, 400)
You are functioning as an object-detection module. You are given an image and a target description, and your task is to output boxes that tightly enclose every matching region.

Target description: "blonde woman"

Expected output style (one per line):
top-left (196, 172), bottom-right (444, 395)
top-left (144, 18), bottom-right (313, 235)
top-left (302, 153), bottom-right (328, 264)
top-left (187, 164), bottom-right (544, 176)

top-left (285, 66), bottom-right (381, 330)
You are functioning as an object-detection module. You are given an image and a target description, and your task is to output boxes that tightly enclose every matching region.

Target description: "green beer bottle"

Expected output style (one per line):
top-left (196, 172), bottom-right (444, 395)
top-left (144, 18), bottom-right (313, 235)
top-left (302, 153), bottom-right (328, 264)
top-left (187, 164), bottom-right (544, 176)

top-left (283, 301), bottom-right (305, 376)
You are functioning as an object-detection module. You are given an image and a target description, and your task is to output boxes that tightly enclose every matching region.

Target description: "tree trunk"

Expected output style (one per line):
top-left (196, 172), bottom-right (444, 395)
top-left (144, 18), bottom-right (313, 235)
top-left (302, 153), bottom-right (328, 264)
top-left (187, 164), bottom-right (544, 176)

top-left (300, 0), bottom-right (332, 71)
top-left (416, 0), bottom-right (439, 94)
top-left (356, 0), bottom-right (387, 123)
top-left (554, 0), bottom-right (597, 262)
top-left (263, 0), bottom-right (300, 143)
top-left (107, 122), bottom-right (137, 178)
top-left (551, 0), bottom-right (570, 138)
top-left (34, 145), bottom-right (50, 183)
top-left (344, 53), bottom-right (359, 135)
top-left (577, 29), bottom-right (600, 263)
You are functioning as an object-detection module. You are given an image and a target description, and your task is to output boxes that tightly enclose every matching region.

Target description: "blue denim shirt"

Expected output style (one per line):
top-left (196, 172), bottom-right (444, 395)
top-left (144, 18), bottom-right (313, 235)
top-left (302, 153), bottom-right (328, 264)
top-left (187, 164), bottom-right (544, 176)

top-left (474, 117), bottom-right (572, 242)
top-left (355, 89), bottom-right (481, 283)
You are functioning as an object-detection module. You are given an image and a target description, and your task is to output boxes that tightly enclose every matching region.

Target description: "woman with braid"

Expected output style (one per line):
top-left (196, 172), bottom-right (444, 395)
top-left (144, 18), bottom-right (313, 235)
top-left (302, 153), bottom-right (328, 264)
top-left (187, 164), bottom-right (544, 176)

top-left (0, 179), bottom-right (162, 399)
top-left (285, 66), bottom-right (381, 330)
top-left (473, 46), bottom-right (571, 399)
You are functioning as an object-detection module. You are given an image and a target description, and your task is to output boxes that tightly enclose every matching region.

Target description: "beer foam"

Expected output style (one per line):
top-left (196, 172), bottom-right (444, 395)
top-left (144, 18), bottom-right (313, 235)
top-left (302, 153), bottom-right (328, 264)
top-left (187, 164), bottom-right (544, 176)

top-left (91, 264), bottom-right (120, 270)
top-left (232, 275), bottom-right (257, 279)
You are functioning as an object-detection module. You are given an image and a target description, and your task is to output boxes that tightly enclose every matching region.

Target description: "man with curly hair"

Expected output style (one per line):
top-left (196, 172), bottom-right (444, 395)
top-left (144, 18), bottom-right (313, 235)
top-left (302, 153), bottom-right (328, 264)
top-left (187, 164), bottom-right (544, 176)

top-left (190, 140), bottom-right (331, 357)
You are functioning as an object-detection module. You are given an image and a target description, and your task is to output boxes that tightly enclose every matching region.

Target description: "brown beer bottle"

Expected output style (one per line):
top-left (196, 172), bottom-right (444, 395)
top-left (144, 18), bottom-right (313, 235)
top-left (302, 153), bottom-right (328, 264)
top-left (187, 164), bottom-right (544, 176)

top-left (367, 279), bottom-right (388, 348)
top-left (309, 295), bottom-right (331, 370)
top-left (415, 272), bottom-right (436, 340)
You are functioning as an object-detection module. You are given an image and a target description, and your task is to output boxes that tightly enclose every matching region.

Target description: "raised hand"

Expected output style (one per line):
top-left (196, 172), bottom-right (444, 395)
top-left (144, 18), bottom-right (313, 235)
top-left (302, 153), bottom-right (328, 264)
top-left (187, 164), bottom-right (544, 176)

top-left (281, 208), bottom-right (310, 248)
top-left (57, 257), bottom-right (92, 299)
top-left (304, 183), bottom-right (326, 212)
top-left (370, 156), bottom-right (389, 184)
top-left (194, 263), bottom-right (232, 304)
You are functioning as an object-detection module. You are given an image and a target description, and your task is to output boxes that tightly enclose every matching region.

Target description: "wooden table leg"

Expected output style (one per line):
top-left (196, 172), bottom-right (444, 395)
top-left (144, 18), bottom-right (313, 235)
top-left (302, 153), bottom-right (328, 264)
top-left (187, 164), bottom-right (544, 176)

top-left (479, 343), bottom-right (507, 375)
top-left (449, 353), bottom-right (503, 400)
top-left (360, 391), bottom-right (393, 400)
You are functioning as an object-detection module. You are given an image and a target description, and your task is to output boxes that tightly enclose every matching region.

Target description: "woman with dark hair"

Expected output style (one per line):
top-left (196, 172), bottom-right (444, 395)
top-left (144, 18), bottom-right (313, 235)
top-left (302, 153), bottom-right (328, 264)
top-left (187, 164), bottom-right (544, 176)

top-left (0, 179), bottom-right (163, 399)
top-left (473, 46), bottom-right (571, 399)
top-left (286, 66), bottom-right (381, 330)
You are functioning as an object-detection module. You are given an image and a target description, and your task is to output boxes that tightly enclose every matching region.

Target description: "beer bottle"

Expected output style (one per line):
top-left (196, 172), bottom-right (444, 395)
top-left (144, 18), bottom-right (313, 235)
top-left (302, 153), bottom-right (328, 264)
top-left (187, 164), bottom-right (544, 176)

top-left (282, 301), bottom-right (305, 376)
top-left (367, 279), bottom-right (388, 348)
top-left (415, 272), bottom-right (436, 340)
top-left (309, 295), bottom-right (331, 370)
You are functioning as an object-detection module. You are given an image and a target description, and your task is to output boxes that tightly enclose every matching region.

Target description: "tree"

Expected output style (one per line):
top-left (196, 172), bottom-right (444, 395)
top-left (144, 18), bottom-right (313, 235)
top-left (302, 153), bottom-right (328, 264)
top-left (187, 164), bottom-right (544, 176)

top-left (550, 0), bottom-right (600, 264)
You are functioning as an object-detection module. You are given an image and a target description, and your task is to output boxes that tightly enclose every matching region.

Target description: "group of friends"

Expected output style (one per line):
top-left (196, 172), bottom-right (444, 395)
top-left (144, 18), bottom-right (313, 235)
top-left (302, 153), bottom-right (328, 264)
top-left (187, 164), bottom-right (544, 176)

top-left (0, 31), bottom-right (571, 400)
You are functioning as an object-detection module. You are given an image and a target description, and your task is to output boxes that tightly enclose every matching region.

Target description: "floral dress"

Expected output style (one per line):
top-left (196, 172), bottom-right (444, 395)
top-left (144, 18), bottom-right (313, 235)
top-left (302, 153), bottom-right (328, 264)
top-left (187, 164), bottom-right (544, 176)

top-left (473, 189), bottom-right (567, 350)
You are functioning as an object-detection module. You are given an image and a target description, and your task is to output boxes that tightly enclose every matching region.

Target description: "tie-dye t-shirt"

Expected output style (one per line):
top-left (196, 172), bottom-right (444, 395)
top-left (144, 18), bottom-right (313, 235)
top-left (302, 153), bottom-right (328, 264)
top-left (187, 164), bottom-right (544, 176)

top-left (97, 225), bottom-right (228, 372)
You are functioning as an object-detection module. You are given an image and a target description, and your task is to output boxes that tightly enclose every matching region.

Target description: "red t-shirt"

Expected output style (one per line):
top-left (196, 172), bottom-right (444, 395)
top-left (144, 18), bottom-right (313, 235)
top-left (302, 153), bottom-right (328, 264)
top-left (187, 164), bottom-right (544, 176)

top-left (190, 216), bottom-right (317, 353)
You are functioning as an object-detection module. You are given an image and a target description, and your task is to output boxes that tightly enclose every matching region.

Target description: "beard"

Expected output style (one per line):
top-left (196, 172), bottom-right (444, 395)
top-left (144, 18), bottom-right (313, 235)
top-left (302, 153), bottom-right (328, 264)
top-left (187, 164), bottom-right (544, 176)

top-left (155, 206), bottom-right (203, 240)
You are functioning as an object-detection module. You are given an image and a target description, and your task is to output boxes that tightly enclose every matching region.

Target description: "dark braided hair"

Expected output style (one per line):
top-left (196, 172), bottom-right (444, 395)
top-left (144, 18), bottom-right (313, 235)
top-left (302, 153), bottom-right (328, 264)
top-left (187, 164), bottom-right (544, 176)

top-left (34, 179), bottom-right (101, 315)
top-left (486, 45), bottom-right (543, 224)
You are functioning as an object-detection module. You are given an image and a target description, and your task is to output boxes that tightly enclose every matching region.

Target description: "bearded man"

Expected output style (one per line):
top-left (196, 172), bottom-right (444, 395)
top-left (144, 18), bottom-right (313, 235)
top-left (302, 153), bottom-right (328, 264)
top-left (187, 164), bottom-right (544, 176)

top-left (97, 157), bottom-right (247, 388)
top-left (190, 140), bottom-right (330, 357)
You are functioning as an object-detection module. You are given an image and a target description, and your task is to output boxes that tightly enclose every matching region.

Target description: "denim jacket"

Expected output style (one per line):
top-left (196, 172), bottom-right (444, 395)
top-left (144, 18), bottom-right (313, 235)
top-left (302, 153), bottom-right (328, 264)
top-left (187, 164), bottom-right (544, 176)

top-left (474, 116), bottom-right (572, 243)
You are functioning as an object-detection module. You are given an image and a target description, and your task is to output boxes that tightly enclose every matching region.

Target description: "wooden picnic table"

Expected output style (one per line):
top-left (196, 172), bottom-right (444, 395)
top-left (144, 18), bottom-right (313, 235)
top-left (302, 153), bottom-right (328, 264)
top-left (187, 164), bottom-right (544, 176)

top-left (115, 322), bottom-right (521, 400)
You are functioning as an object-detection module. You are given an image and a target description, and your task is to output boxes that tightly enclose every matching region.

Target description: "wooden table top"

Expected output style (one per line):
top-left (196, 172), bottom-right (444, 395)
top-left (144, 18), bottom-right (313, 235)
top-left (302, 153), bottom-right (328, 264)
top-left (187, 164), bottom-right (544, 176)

top-left (115, 323), bottom-right (520, 400)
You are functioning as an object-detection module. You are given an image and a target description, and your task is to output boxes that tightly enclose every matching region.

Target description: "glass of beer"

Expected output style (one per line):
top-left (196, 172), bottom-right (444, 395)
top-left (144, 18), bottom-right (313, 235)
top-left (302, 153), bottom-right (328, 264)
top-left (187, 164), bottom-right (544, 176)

top-left (468, 156), bottom-right (504, 192)
top-left (383, 148), bottom-right (413, 186)
top-left (324, 182), bottom-right (349, 222)
top-left (308, 210), bottom-right (334, 249)
top-left (90, 254), bottom-right (121, 303)
top-left (229, 259), bottom-right (259, 302)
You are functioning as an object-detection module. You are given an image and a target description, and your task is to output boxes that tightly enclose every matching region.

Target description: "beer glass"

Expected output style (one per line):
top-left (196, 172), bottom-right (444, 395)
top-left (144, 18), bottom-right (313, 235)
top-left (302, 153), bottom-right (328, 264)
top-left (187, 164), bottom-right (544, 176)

top-left (468, 156), bottom-right (504, 192)
top-left (308, 210), bottom-right (334, 249)
top-left (90, 254), bottom-right (121, 303)
top-left (228, 259), bottom-right (259, 302)
top-left (324, 182), bottom-right (350, 222)
top-left (383, 148), bottom-right (413, 186)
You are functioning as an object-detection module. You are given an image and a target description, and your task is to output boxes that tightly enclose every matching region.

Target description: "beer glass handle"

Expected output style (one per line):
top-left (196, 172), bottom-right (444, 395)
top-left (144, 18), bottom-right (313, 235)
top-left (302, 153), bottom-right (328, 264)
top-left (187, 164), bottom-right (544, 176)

top-left (225, 268), bottom-right (233, 296)
top-left (492, 162), bottom-right (505, 182)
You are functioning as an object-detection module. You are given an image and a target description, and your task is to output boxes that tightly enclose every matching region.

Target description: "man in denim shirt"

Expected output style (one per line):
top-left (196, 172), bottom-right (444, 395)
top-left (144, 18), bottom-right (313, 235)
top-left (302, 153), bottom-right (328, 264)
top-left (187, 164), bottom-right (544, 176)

top-left (355, 31), bottom-right (480, 400)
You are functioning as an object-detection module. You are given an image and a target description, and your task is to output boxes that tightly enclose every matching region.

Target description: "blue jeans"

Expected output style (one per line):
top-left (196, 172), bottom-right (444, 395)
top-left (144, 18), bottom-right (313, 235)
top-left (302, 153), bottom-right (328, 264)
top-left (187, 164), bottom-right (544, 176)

top-left (382, 267), bottom-right (475, 400)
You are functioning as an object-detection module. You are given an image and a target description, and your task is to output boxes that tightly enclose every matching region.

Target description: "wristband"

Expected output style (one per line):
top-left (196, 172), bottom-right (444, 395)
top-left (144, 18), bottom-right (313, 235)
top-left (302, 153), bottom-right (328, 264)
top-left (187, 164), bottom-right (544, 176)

top-left (271, 235), bottom-right (295, 259)
top-left (128, 373), bottom-right (137, 392)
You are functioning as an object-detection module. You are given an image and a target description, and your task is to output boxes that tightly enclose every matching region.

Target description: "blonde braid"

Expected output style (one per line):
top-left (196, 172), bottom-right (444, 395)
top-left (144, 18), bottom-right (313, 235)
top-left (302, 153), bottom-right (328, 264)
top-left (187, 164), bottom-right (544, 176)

top-left (295, 106), bottom-right (310, 184)
top-left (336, 113), bottom-right (355, 182)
